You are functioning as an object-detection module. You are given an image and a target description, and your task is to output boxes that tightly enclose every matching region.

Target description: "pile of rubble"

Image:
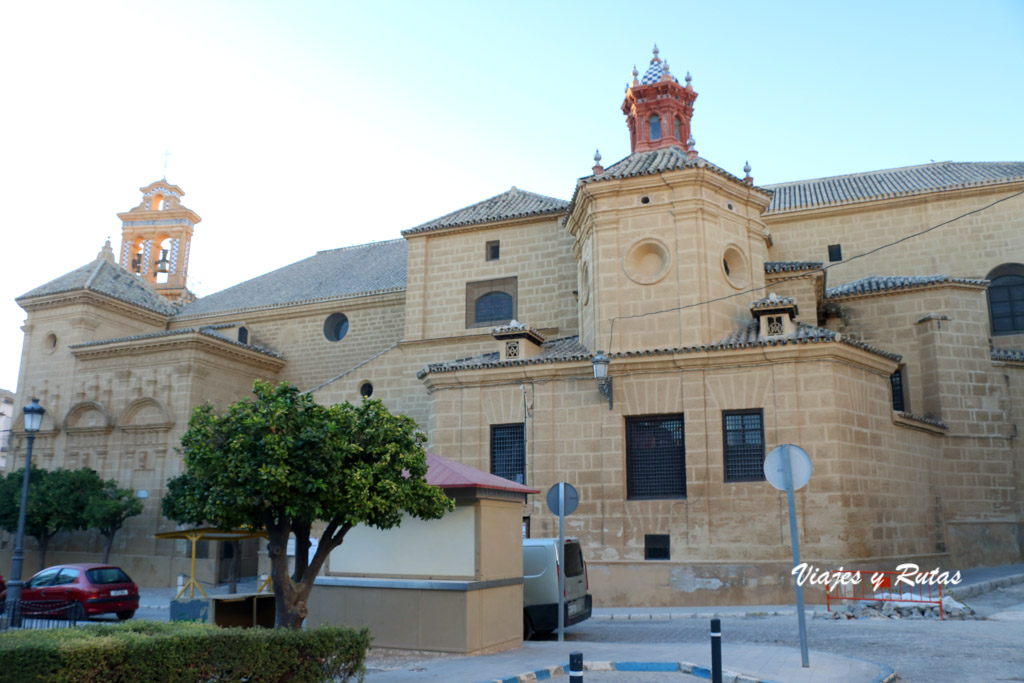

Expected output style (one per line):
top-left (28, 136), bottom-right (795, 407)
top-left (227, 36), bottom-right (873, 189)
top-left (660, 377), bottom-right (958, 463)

top-left (815, 595), bottom-right (980, 620)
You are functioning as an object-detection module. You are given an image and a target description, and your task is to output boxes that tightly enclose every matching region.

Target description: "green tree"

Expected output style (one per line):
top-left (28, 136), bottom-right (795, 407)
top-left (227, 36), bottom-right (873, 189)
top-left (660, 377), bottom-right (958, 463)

top-left (84, 481), bottom-right (145, 563)
top-left (163, 381), bottom-right (454, 629)
top-left (0, 467), bottom-right (103, 570)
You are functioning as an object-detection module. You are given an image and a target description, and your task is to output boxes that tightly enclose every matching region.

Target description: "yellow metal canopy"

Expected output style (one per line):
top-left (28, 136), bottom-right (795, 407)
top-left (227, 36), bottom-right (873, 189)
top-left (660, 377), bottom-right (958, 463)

top-left (155, 528), bottom-right (270, 598)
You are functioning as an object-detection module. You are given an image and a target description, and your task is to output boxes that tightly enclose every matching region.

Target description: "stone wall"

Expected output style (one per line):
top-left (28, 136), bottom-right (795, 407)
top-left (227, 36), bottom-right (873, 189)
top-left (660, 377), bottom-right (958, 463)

top-left (3, 323), bottom-right (284, 586)
top-left (171, 291), bottom-right (406, 394)
top-left (763, 183), bottom-right (1024, 287)
top-left (416, 338), bottom-right (985, 606)
top-left (402, 215), bottom-right (578, 343)
top-left (567, 168), bottom-right (772, 353)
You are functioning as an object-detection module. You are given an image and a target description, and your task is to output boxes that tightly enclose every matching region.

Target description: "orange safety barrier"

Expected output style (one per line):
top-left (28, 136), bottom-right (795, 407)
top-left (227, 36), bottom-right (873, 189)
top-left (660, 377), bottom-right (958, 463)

top-left (825, 569), bottom-right (944, 620)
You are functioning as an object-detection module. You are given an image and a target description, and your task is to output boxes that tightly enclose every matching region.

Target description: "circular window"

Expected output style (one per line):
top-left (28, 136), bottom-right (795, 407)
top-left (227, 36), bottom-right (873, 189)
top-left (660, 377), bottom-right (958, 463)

top-left (726, 202), bottom-right (735, 212)
top-left (721, 245), bottom-right (749, 289)
top-left (43, 333), bottom-right (57, 355)
top-left (623, 238), bottom-right (671, 285)
top-left (323, 313), bottom-right (349, 342)
top-left (640, 196), bottom-right (651, 205)
top-left (359, 382), bottom-right (374, 398)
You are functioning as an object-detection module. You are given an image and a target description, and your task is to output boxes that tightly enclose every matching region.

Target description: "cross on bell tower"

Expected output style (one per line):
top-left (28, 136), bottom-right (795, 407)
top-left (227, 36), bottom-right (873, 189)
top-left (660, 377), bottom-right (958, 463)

top-left (622, 45), bottom-right (698, 154)
top-left (116, 180), bottom-right (201, 304)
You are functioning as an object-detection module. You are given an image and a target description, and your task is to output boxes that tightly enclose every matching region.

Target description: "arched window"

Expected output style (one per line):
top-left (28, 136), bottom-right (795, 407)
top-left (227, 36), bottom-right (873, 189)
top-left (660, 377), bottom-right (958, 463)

top-left (466, 277), bottom-right (517, 327)
top-left (987, 264), bottom-right (1024, 335)
top-left (649, 114), bottom-right (662, 141)
top-left (475, 291), bottom-right (513, 324)
top-left (155, 237), bottom-right (172, 283)
top-left (674, 117), bottom-right (682, 140)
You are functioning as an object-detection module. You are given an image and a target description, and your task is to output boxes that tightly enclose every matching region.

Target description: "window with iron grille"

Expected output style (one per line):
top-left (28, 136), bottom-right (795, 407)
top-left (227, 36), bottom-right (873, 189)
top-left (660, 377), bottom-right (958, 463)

top-left (723, 409), bottom-right (765, 483)
top-left (625, 414), bottom-right (685, 499)
top-left (890, 367), bottom-right (906, 412)
top-left (490, 423), bottom-right (525, 484)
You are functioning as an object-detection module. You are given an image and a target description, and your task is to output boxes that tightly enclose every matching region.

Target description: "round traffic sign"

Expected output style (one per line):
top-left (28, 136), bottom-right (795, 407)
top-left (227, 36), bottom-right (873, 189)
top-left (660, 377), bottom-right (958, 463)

top-left (764, 444), bottom-right (813, 491)
top-left (546, 482), bottom-right (579, 516)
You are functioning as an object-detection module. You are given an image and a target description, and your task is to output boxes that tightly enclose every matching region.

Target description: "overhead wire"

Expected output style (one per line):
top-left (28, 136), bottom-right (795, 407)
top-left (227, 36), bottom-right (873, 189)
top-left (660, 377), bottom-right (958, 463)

top-left (605, 188), bottom-right (1024, 351)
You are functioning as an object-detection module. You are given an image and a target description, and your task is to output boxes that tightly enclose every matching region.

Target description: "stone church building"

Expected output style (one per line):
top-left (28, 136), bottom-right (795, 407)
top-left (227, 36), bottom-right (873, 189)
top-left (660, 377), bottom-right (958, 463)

top-left (6, 48), bottom-right (1024, 605)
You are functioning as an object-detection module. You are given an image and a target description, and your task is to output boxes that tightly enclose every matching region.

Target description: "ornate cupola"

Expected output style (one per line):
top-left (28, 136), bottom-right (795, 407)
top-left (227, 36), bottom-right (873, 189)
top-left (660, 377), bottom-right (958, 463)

top-left (116, 179), bottom-right (201, 305)
top-left (622, 45), bottom-right (697, 154)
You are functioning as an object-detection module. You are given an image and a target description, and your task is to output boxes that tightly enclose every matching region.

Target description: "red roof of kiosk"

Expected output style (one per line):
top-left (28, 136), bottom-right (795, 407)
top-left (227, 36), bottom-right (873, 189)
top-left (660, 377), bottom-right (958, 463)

top-left (425, 452), bottom-right (540, 494)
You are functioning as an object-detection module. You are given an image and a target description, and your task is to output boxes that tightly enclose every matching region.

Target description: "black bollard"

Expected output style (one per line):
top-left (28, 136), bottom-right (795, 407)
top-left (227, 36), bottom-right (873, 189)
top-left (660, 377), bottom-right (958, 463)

top-left (569, 651), bottom-right (583, 683)
top-left (710, 618), bottom-right (722, 683)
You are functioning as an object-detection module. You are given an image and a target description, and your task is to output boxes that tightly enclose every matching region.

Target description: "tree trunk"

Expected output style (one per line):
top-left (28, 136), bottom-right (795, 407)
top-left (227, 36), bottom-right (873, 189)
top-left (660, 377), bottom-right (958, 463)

top-left (102, 531), bottom-right (115, 564)
top-left (227, 541), bottom-right (241, 594)
top-left (265, 516), bottom-right (352, 628)
top-left (36, 534), bottom-right (51, 571)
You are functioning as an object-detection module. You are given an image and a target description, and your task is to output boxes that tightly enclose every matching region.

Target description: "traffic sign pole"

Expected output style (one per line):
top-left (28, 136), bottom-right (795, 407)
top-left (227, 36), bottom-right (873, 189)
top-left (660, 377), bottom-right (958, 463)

top-left (781, 445), bottom-right (810, 668)
top-left (558, 482), bottom-right (565, 642)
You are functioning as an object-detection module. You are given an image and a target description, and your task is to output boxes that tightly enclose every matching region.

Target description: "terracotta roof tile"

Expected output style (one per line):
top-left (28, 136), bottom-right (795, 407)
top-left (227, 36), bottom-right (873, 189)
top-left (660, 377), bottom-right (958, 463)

top-left (764, 261), bottom-right (822, 274)
top-left (418, 322), bottom-right (901, 379)
top-left (69, 324), bottom-right (283, 359)
top-left (826, 275), bottom-right (988, 299)
top-left (992, 348), bottom-right (1024, 363)
top-left (425, 452), bottom-right (539, 494)
top-left (17, 257), bottom-right (178, 315)
top-left (764, 161), bottom-right (1024, 214)
top-left (403, 187), bottom-right (568, 235)
top-left (176, 239), bottom-right (407, 318)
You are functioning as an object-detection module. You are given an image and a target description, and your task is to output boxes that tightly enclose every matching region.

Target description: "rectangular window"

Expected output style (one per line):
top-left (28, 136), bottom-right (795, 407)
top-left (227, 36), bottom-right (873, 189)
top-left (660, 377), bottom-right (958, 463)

top-left (890, 367), bottom-right (906, 412)
top-left (644, 534), bottom-right (670, 560)
top-left (486, 240), bottom-right (500, 261)
top-left (466, 277), bottom-right (517, 328)
top-left (490, 423), bottom-right (525, 484)
top-left (723, 409), bottom-right (766, 483)
top-left (827, 244), bottom-right (843, 262)
top-left (625, 414), bottom-right (686, 499)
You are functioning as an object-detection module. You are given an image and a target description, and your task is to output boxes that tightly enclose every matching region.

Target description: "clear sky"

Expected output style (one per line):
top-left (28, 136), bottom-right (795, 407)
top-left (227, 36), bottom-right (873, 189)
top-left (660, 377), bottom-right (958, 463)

top-left (1, 0), bottom-right (1022, 392)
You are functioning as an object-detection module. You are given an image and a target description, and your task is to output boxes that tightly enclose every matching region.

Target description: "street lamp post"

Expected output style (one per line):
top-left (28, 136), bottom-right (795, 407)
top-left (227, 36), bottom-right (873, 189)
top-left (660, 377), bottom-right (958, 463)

top-left (7, 398), bottom-right (44, 626)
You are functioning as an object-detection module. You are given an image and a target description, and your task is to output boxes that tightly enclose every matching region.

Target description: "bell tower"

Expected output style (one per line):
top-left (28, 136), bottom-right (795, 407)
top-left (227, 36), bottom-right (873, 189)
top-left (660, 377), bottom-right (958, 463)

top-left (622, 45), bottom-right (698, 154)
top-left (116, 180), bottom-right (201, 304)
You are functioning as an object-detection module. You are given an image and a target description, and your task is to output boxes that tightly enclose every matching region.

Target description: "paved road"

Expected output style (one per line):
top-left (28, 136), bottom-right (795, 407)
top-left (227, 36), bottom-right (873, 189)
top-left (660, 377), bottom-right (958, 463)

top-left (542, 583), bottom-right (1024, 682)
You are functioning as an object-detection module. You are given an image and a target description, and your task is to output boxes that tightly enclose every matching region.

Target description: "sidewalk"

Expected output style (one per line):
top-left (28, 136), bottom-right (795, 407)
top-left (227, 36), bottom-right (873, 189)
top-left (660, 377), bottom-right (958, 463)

top-left (138, 563), bottom-right (1024, 683)
top-left (363, 641), bottom-right (894, 683)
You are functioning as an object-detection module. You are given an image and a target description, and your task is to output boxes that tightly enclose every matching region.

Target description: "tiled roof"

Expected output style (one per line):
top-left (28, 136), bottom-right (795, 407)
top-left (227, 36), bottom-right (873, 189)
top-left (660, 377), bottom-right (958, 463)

top-left (175, 239), bottom-right (407, 318)
top-left (419, 322), bottom-right (900, 379)
top-left (587, 147), bottom-right (767, 191)
top-left (992, 348), bottom-right (1024, 363)
top-left (491, 321), bottom-right (546, 341)
top-left (763, 161), bottom-right (1024, 214)
top-left (566, 148), bottom-right (772, 219)
top-left (17, 252), bottom-right (178, 316)
top-left (765, 261), bottom-right (823, 274)
top-left (402, 187), bottom-right (569, 235)
top-left (826, 275), bottom-right (988, 299)
top-left (712, 320), bottom-right (901, 361)
top-left (69, 324), bottom-right (284, 359)
top-left (750, 295), bottom-right (797, 310)
top-left (897, 412), bottom-right (949, 430)
top-left (418, 336), bottom-right (589, 378)
top-left (425, 452), bottom-right (539, 494)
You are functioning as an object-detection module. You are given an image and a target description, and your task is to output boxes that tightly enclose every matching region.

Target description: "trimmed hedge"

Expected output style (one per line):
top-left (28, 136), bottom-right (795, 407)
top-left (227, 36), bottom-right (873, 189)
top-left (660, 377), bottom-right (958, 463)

top-left (0, 620), bottom-right (371, 683)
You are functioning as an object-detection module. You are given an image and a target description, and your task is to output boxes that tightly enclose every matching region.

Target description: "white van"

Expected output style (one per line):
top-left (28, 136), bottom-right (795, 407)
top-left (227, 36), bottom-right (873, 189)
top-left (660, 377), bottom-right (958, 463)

top-left (522, 538), bottom-right (592, 639)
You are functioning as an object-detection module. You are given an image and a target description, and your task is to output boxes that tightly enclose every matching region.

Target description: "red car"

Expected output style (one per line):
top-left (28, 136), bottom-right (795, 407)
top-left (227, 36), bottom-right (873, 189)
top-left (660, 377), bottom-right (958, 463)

top-left (0, 564), bottom-right (139, 621)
